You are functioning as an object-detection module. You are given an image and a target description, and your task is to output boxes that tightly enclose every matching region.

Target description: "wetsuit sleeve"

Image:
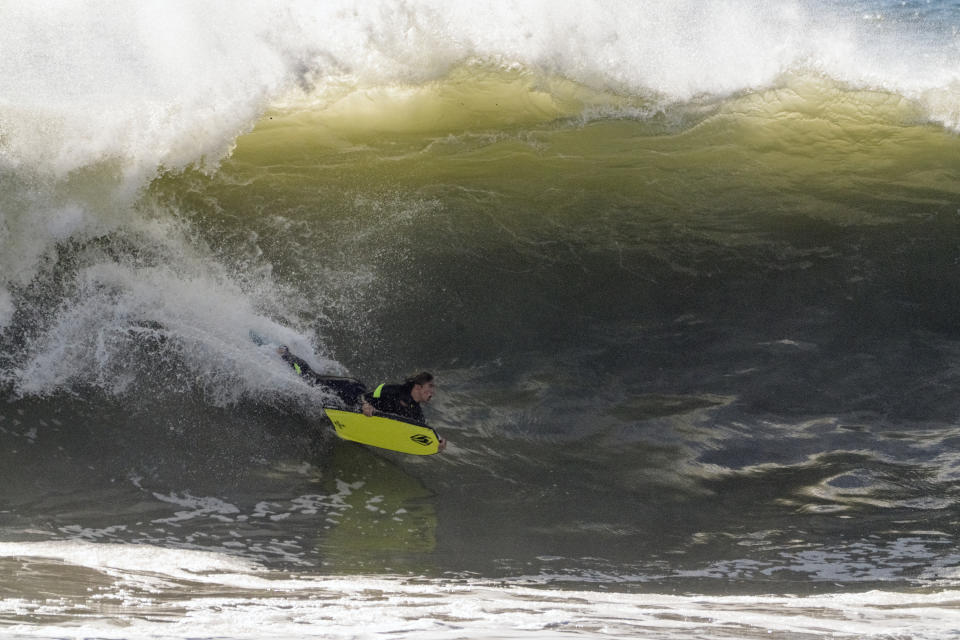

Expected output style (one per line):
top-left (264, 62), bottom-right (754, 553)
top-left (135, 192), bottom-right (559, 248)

top-left (363, 384), bottom-right (423, 422)
top-left (408, 404), bottom-right (425, 423)
top-left (363, 384), bottom-right (399, 413)
top-left (282, 353), bottom-right (314, 377)
top-left (317, 378), bottom-right (367, 408)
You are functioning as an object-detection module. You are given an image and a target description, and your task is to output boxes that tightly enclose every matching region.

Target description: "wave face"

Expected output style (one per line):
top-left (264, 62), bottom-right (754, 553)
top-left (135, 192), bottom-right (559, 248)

top-left (3, 1), bottom-right (960, 637)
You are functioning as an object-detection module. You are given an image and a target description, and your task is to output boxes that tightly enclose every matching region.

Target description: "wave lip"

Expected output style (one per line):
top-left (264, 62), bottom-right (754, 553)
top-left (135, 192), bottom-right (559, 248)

top-left (3, 1), bottom-right (960, 186)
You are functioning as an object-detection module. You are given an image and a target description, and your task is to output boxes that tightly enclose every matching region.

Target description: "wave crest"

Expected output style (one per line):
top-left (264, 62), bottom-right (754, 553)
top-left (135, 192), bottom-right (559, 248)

top-left (2, 1), bottom-right (959, 182)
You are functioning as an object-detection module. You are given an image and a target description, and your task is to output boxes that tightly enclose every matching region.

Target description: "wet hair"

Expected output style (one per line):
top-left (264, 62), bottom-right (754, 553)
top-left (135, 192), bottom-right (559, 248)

top-left (405, 371), bottom-right (434, 388)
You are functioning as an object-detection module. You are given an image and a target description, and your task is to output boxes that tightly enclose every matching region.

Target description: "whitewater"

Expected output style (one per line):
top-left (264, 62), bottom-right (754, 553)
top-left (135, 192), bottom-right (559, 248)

top-left (3, 1), bottom-right (960, 638)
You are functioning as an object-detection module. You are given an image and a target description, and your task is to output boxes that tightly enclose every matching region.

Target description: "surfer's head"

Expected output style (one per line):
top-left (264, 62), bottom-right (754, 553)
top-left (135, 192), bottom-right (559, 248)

top-left (406, 371), bottom-right (435, 404)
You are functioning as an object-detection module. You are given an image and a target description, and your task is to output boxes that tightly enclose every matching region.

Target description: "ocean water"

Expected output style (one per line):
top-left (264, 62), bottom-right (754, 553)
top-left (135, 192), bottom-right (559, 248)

top-left (3, 1), bottom-right (960, 637)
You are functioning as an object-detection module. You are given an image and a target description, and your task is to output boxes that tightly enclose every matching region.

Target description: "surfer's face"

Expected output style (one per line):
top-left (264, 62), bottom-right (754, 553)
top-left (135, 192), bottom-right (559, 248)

top-left (411, 380), bottom-right (435, 404)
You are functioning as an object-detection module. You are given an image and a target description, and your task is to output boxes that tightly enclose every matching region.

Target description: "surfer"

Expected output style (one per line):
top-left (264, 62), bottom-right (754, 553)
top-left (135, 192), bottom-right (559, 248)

top-left (277, 345), bottom-right (445, 451)
top-left (361, 372), bottom-right (435, 422)
top-left (362, 372), bottom-right (446, 451)
top-left (277, 345), bottom-right (367, 408)
top-left (277, 345), bottom-right (435, 419)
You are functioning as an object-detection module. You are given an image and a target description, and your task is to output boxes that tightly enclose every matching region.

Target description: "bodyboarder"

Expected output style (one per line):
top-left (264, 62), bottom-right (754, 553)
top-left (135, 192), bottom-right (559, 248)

top-left (278, 346), bottom-right (445, 451)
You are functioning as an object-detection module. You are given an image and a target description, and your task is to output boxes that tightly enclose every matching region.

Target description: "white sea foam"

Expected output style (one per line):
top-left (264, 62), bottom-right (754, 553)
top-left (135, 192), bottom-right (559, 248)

top-left (1, 540), bottom-right (960, 639)
top-left (2, 1), bottom-right (958, 183)
top-left (10, 218), bottom-right (339, 404)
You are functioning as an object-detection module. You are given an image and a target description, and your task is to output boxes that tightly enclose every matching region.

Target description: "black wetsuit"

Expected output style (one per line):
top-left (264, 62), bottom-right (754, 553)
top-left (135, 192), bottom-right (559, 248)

top-left (281, 351), bottom-right (367, 408)
top-left (281, 352), bottom-right (314, 378)
top-left (362, 383), bottom-right (424, 423)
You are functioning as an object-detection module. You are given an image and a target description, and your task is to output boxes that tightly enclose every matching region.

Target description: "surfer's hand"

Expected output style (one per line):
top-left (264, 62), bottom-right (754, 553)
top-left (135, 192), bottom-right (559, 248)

top-left (361, 401), bottom-right (374, 416)
top-left (438, 437), bottom-right (447, 452)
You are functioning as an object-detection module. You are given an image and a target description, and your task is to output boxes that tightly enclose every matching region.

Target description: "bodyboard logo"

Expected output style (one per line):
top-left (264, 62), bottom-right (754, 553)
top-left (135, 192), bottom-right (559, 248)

top-left (410, 434), bottom-right (433, 446)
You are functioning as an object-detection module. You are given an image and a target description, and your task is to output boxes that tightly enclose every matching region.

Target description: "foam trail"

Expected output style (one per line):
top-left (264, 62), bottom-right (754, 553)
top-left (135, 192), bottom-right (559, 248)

top-left (1, 541), bottom-right (960, 639)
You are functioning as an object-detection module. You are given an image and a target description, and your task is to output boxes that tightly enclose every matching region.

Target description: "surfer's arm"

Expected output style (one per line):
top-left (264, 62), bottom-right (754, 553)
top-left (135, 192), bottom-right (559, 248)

top-left (361, 385), bottom-right (400, 416)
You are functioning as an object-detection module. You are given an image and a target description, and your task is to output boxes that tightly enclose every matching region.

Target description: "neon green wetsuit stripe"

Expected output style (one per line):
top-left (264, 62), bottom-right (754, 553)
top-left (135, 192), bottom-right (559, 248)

top-left (372, 383), bottom-right (385, 398)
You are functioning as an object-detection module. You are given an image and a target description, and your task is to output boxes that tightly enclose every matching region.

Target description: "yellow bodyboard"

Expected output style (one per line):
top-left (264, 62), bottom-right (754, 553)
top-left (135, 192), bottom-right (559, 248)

top-left (324, 408), bottom-right (441, 455)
